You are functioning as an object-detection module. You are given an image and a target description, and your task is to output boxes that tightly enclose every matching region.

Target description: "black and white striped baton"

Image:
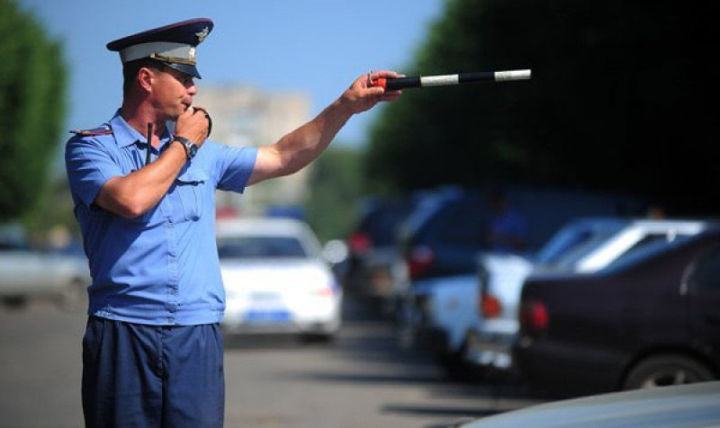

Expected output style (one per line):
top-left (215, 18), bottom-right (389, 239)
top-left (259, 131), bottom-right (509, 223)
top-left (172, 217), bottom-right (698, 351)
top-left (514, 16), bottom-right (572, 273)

top-left (369, 69), bottom-right (531, 91)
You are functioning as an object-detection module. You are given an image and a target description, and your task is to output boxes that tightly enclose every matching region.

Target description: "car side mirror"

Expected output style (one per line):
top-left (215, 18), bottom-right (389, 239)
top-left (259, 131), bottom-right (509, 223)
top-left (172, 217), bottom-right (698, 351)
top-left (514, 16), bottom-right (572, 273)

top-left (322, 240), bottom-right (348, 265)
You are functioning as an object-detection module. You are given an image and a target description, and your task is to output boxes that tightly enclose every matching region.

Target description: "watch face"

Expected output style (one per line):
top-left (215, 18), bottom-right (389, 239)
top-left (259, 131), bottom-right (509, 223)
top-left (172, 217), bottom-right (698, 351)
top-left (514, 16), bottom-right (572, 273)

top-left (188, 143), bottom-right (198, 157)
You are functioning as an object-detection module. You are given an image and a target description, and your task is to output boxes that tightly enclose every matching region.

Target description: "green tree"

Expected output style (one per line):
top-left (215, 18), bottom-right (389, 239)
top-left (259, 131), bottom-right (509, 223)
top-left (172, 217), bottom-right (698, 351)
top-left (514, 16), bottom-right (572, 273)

top-left (304, 147), bottom-right (364, 242)
top-left (0, 0), bottom-right (67, 222)
top-left (367, 0), bottom-right (715, 214)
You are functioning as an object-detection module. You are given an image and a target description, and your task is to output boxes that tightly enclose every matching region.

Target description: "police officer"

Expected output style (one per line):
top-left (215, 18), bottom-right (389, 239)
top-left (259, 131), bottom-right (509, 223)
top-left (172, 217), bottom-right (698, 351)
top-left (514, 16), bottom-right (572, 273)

top-left (65, 18), bottom-right (401, 428)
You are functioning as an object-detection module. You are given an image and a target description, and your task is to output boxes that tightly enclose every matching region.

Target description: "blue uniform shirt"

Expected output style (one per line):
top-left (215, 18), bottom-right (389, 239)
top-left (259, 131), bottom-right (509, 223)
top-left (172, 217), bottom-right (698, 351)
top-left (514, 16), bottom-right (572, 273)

top-left (65, 111), bottom-right (258, 325)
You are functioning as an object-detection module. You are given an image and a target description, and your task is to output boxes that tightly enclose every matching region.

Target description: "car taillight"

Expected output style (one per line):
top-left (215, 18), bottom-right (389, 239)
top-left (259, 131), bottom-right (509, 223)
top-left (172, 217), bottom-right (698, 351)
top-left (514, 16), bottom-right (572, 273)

top-left (407, 246), bottom-right (434, 279)
top-left (349, 232), bottom-right (372, 254)
top-left (481, 292), bottom-right (502, 318)
top-left (520, 300), bottom-right (549, 331)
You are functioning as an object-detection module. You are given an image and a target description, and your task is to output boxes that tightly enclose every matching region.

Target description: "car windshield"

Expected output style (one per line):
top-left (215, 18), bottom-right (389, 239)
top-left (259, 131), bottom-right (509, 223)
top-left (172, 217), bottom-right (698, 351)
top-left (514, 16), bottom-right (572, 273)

top-left (217, 236), bottom-right (308, 259)
top-left (536, 221), bottom-right (628, 269)
top-left (603, 233), bottom-right (694, 271)
top-left (357, 201), bottom-right (415, 247)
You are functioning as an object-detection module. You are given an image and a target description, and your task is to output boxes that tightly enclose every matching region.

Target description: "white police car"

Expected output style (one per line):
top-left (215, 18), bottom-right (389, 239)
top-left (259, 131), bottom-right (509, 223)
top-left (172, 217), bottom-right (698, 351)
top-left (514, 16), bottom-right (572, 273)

top-left (218, 218), bottom-right (342, 340)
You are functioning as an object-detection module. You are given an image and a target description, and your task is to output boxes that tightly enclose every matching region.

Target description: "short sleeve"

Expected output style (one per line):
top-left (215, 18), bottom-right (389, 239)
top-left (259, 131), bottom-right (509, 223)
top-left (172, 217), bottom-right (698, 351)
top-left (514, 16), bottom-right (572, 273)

top-left (210, 142), bottom-right (258, 192)
top-left (65, 137), bottom-right (124, 207)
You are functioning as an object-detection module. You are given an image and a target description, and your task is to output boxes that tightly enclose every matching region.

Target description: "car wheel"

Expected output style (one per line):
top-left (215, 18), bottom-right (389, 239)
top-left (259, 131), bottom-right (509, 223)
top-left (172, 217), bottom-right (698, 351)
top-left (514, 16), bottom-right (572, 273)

top-left (438, 351), bottom-right (467, 380)
top-left (440, 343), bottom-right (489, 382)
top-left (623, 354), bottom-right (715, 390)
top-left (301, 333), bottom-right (336, 344)
top-left (2, 295), bottom-right (27, 309)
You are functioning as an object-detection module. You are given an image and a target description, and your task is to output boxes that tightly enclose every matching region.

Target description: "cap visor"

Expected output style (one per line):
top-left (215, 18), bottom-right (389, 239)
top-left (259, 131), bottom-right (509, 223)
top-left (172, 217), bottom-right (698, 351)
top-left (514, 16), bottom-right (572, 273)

top-left (167, 63), bottom-right (202, 79)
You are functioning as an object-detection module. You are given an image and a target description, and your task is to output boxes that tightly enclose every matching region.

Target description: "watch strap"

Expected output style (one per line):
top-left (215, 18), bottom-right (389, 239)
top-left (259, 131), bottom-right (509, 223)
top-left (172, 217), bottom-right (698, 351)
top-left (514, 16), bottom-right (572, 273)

top-left (173, 136), bottom-right (196, 159)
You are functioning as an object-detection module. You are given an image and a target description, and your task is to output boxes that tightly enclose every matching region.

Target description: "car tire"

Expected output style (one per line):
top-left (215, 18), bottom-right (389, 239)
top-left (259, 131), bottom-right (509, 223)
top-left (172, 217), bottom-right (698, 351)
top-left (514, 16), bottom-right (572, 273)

top-left (623, 354), bottom-right (715, 390)
top-left (439, 345), bottom-right (489, 382)
top-left (438, 351), bottom-right (467, 380)
top-left (2, 295), bottom-right (27, 308)
top-left (301, 333), bottom-right (336, 344)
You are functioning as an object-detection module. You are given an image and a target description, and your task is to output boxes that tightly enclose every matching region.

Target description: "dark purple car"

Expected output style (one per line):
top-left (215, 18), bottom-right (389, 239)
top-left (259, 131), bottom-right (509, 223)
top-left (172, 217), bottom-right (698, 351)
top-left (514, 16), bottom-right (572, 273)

top-left (514, 227), bottom-right (720, 396)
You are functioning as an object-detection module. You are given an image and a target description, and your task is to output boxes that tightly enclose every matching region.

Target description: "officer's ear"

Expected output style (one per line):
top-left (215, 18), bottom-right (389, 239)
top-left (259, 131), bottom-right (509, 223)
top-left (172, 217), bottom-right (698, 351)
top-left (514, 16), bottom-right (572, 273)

top-left (137, 66), bottom-right (156, 94)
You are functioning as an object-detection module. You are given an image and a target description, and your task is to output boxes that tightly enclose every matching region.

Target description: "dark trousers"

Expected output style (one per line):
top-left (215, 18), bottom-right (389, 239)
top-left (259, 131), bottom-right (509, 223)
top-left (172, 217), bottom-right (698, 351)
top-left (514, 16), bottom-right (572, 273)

top-left (82, 317), bottom-right (225, 428)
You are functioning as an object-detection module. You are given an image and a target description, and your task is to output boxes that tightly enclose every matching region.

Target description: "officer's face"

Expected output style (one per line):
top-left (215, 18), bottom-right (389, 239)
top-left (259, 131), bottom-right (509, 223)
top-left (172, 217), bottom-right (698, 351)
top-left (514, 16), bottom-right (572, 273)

top-left (151, 66), bottom-right (197, 119)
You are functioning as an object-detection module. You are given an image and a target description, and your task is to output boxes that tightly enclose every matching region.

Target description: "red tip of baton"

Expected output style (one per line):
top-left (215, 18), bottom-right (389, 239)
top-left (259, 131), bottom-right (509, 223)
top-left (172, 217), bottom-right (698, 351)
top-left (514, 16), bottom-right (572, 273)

top-left (371, 77), bottom-right (387, 90)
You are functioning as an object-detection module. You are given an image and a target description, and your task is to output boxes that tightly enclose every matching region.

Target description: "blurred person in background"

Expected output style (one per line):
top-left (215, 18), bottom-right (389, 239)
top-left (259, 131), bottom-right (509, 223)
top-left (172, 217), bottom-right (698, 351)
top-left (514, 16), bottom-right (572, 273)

top-left (65, 18), bottom-right (401, 428)
top-left (645, 203), bottom-right (667, 220)
top-left (486, 187), bottom-right (529, 253)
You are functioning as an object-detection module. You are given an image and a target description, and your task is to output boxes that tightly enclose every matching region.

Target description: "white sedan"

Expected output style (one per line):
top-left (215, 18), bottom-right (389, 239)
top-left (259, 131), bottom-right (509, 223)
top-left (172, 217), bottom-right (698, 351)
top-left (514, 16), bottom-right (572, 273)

top-left (217, 218), bottom-right (342, 340)
top-left (1, 224), bottom-right (90, 310)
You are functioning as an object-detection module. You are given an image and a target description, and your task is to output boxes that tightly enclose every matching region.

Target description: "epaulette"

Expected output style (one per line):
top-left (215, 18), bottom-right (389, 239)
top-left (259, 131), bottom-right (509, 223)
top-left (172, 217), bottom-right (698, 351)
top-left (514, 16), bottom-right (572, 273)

top-left (70, 125), bottom-right (113, 136)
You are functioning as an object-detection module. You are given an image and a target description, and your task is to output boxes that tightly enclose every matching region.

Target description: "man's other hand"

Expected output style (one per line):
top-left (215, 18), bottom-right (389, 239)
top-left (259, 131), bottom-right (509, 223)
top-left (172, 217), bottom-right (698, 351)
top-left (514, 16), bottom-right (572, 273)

top-left (175, 106), bottom-right (211, 145)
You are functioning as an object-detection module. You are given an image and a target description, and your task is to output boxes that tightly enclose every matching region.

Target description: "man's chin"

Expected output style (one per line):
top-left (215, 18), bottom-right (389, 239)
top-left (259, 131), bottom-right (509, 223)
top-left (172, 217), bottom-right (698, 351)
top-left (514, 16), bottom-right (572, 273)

top-left (170, 107), bottom-right (187, 120)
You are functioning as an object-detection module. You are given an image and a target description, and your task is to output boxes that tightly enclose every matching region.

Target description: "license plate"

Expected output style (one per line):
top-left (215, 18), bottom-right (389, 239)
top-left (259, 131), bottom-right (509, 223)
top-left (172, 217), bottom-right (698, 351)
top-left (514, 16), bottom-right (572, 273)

top-left (250, 292), bottom-right (281, 302)
top-left (244, 310), bottom-right (291, 323)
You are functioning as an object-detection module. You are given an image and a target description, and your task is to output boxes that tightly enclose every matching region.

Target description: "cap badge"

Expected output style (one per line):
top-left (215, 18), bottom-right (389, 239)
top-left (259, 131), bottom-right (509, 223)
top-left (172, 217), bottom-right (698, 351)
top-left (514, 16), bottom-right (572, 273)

top-left (189, 47), bottom-right (196, 60)
top-left (196, 27), bottom-right (209, 43)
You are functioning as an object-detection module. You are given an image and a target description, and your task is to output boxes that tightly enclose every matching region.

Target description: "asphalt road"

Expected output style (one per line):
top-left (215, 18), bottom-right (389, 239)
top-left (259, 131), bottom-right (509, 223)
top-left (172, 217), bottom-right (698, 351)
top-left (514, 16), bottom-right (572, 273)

top-left (0, 297), bottom-right (543, 428)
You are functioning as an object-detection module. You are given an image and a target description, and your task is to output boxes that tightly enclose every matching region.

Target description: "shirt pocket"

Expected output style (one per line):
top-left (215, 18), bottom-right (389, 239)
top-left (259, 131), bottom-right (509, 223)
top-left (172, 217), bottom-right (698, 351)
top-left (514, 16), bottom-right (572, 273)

top-left (174, 168), bottom-right (209, 222)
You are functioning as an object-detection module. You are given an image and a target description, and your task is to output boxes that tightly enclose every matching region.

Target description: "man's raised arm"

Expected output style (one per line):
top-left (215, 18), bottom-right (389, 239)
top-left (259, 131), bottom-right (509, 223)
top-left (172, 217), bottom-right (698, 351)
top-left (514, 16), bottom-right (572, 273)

top-left (247, 70), bottom-right (402, 185)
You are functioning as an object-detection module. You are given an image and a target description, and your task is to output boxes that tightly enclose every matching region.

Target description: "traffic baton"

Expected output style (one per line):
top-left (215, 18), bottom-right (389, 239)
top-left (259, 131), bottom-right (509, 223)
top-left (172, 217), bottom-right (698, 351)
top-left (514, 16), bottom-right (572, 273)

top-left (369, 69), bottom-right (531, 91)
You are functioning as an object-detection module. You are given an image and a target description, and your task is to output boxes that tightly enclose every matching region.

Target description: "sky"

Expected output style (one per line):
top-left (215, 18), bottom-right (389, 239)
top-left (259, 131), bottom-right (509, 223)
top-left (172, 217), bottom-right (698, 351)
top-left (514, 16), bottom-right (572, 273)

top-left (18, 0), bottom-right (444, 147)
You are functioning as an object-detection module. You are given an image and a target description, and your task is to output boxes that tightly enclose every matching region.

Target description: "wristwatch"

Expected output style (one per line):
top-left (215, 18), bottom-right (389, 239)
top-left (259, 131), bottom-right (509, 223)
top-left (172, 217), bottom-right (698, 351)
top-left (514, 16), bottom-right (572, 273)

top-left (173, 136), bottom-right (197, 159)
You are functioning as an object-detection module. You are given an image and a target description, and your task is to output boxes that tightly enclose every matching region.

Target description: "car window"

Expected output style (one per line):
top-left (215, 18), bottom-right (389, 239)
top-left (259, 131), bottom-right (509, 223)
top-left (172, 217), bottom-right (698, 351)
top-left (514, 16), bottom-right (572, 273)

top-left (430, 202), bottom-right (488, 246)
top-left (605, 233), bottom-right (693, 271)
top-left (399, 195), bottom-right (450, 242)
top-left (688, 245), bottom-right (720, 290)
top-left (534, 221), bottom-right (627, 268)
top-left (217, 236), bottom-right (308, 259)
top-left (536, 229), bottom-right (594, 265)
top-left (357, 201), bottom-right (414, 247)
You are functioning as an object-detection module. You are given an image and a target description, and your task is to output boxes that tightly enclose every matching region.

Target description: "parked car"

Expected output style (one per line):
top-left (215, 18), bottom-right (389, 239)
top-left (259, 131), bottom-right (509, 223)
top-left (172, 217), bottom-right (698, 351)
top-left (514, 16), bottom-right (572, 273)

top-left (514, 225), bottom-right (720, 395)
top-left (396, 186), bottom-right (640, 286)
top-left (427, 217), bottom-right (625, 375)
top-left (218, 218), bottom-right (342, 340)
top-left (401, 217), bottom-right (624, 376)
top-left (399, 274), bottom-right (481, 377)
top-left (343, 195), bottom-right (417, 303)
top-left (462, 252), bottom-right (535, 374)
top-left (461, 381), bottom-right (720, 427)
top-left (464, 218), bottom-right (706, 376)
top-left (396, 188), bottom-right (642, 376)
top-left (0, 224), bottom-right (90, 309)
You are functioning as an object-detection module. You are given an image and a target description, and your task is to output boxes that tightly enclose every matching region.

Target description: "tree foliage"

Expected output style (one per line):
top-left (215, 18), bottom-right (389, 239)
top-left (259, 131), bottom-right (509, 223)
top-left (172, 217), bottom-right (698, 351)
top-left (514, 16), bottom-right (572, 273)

top-left (305, 147), bottom-right (364, 241)
top-left (0, 0), bottom-right (67, 221)
top-left (366, 0), bottom-right (715, 214)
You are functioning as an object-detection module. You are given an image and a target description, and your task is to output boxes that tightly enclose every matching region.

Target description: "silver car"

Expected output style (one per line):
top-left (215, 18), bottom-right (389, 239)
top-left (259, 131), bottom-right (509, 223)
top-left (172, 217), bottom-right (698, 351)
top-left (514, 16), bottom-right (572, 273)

top-left (0, 224), bottom-right (90, 309)
top-left (461, 381), bottom-right (720, 427)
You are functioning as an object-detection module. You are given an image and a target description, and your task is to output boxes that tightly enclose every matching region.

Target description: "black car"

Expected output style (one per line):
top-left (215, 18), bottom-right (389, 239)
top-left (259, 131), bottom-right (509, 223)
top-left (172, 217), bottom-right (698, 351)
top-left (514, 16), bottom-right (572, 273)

top-left (514, 227), bottom-right (720, 396)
